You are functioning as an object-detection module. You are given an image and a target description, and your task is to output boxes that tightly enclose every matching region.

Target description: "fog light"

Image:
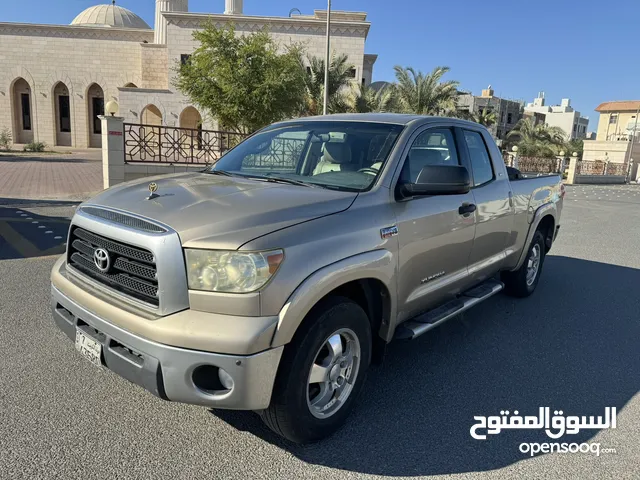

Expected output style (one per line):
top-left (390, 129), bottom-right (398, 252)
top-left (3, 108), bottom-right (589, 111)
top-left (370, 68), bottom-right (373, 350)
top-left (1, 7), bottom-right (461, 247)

top-left (218, 368), bottom-right (234, 390)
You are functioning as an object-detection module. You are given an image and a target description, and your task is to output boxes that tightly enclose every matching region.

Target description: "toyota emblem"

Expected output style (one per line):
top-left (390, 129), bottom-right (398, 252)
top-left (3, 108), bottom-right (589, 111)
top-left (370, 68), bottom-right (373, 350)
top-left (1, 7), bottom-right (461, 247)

top-left (93, 248), bottom-right (111, 273)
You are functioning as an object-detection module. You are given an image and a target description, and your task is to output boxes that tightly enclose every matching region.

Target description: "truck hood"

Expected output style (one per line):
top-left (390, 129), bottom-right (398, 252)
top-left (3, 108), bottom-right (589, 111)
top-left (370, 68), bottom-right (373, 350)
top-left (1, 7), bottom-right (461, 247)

top-left (85, 172), bottom-right (357, 250)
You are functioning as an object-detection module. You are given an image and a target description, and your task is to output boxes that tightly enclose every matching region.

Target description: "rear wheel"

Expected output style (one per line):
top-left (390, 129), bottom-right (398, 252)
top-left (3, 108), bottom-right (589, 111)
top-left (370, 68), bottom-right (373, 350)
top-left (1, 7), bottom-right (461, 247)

top-left (260, 297), bottom-right (371, 443)
top-left (501, 230), bottom-right (546, 297)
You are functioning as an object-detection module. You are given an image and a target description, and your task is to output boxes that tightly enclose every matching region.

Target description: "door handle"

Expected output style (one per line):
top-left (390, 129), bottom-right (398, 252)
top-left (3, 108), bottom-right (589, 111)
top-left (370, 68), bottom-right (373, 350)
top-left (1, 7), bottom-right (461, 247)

top-left (459, 203), bottom-right (477, 215)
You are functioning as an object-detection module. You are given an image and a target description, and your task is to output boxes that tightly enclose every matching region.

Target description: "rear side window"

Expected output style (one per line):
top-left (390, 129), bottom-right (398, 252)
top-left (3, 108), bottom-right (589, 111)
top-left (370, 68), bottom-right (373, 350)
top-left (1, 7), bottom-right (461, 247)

top-left (463, 130), bottom-right (494, 186)
top-left (400, 128), bottom-right (459, 183)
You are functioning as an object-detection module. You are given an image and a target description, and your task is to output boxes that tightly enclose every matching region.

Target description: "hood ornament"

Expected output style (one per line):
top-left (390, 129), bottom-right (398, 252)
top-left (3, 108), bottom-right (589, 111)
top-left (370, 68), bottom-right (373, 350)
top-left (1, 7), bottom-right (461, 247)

top-left (147, 182), bottom-right (159, 200)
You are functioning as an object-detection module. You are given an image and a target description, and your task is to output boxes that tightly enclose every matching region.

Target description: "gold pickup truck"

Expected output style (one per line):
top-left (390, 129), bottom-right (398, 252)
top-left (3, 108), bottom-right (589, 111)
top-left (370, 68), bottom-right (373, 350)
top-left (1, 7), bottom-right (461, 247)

top-left (52, 114), bottom-right (563, 443)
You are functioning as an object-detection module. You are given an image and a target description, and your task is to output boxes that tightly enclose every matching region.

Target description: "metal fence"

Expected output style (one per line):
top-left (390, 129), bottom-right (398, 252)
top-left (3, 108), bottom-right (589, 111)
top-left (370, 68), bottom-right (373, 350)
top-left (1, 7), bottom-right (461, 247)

top-left (504, 155), bottom-right (563, 174)
top-left (124, 123), bottom-right (248, 164)
top-left (576, 160), bottom-right (628, 176)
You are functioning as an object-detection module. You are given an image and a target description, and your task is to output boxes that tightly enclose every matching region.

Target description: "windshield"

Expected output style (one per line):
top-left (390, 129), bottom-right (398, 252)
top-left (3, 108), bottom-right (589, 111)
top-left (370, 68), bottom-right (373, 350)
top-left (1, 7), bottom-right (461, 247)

top-left (208, 121), bottom-right (404, 192)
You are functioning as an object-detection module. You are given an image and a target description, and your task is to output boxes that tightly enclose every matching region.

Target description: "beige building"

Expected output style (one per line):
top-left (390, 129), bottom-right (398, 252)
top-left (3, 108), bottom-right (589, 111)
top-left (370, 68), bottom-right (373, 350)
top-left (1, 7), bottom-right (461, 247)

top-left (524, 92), bottom-right (589, 140)
top-left (582, 100), bottom-right (640, 179)
top-left (593, 100), bottom-right (640, 141)
top-left (456, 86), bottom-right (522, 141)
top-left (0, 0), bottom-right (376, 148)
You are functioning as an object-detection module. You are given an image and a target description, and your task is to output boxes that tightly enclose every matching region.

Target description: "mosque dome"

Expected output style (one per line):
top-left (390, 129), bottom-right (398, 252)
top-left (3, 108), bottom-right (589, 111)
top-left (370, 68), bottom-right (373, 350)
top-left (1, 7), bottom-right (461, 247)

top-left (71, 2), bottom-right (151, 29)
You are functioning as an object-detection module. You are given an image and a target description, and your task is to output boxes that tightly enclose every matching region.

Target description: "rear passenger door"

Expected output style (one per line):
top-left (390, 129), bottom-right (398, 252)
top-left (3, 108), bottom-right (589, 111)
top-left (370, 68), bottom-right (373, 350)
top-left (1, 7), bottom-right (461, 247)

top-left (459, 128), bottom-right (513, 283)
top-left (393, 127), bottom-right (476, 322)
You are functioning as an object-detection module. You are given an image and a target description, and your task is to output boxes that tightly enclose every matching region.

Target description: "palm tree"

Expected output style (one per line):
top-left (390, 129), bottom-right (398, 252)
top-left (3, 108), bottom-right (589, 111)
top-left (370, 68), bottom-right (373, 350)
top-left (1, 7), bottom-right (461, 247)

top-left (473, 109), bottom-right (497, 127)
top-left (393, 66), bottom-right (459, 115)
top-left (348, 84), bottom-right (396, 113)
top-left (564, 138), bottom-right (584, 157)
top-left (302, 53), bottom-right (355, 116)
top-left (507, 118), bottom-right (567, 157)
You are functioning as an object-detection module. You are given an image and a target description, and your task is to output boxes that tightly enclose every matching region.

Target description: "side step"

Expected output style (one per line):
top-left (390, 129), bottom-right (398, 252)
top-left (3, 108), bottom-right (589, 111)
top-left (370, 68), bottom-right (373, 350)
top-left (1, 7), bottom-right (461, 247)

top-left (394, 279), bottom-right (504, 340)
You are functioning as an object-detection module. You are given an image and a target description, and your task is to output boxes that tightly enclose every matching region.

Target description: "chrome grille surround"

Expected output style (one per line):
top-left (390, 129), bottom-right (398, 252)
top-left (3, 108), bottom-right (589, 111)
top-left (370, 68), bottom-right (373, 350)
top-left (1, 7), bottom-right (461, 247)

top-left (66, 208), bottom-right (189, 316)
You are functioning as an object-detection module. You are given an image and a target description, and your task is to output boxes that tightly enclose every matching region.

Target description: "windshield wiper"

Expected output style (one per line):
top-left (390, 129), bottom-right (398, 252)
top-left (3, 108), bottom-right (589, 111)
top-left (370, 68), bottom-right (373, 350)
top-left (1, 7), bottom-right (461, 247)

top-left (242, 174), bottom-right (315, 188)
top-left (204, 170), bottom-right (234, 176)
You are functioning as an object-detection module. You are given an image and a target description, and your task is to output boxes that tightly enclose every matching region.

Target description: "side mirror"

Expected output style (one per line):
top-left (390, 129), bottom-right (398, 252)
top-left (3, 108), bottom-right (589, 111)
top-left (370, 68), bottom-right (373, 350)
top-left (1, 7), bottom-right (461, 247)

top-left (399, 165), bottom-right (471, 198)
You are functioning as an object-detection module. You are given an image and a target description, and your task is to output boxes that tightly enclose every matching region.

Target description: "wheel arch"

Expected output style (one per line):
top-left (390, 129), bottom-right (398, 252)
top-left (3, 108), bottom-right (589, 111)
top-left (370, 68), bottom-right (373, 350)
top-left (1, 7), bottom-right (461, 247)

top-left (270, 250), bottom-right (397, 355)
top-left (512, 203), bottom-right (558, 271)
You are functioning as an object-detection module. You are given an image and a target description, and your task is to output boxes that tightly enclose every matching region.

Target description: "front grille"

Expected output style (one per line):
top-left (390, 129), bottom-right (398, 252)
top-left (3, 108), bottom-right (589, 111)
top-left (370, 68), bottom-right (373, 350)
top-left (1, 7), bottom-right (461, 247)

top-left (67, 227), bottom-right (159, 307)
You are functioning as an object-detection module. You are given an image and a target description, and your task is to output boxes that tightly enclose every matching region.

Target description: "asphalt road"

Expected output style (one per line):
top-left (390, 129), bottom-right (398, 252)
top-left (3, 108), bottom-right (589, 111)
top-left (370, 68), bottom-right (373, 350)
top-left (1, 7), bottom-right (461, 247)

top-left (1, 187), bottom-right (639, 479)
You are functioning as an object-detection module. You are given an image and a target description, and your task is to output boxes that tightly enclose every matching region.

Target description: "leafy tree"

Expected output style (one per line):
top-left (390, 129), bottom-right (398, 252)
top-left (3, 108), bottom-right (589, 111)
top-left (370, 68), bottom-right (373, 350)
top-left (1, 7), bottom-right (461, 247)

top-left (393, 66), bottom-right (459, 115)
top-left (507, 118), bottom-right (567, 157)
top-left (302, 53), bottom-right (355, 116)
top-left (174, 24), bottom-right (306, 133)
top-left (347, 84), bottom-right (396, 113)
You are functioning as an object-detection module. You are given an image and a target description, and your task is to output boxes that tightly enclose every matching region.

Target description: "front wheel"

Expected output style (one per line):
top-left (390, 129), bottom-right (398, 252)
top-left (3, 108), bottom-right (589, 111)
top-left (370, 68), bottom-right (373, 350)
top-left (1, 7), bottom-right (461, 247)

top-left (260, 297), bottom-right (372, 443)
top-left (501, 230), bottom-right (546, 297)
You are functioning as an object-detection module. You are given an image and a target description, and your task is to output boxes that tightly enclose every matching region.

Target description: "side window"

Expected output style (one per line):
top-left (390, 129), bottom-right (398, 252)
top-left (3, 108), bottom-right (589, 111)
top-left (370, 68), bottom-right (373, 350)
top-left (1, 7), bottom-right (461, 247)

top-left (463, 130), bottom-right (494, 186)
top-left (400, 128), bottom-right (459, 183)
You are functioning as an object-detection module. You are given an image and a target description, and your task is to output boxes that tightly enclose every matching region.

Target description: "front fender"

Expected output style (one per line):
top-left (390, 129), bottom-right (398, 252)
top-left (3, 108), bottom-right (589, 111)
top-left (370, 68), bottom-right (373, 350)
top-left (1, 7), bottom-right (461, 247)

top-left (271, 249), bottom-right (397, 347)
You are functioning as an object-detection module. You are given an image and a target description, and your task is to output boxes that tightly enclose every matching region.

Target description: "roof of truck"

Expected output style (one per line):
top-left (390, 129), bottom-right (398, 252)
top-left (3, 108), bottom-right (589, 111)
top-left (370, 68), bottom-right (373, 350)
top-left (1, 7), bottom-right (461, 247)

top-left (277, 113), bottom-right (483, 128)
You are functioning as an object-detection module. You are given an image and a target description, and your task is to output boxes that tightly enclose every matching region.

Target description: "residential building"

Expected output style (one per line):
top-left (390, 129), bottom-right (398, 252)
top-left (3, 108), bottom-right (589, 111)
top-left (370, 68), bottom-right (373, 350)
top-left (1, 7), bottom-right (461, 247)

top-left (593, 101), bottom-right (640, 141)
top-left (583, 100), bottom-right (640, 172)
top-left (523, 110), bottom-right (546, 126)
top-left (524, 92), bottom-right (589, 139)
top-left (456, 86), bottom-right (522, 141)
top-left (0, 0), bottom-right (376, 148)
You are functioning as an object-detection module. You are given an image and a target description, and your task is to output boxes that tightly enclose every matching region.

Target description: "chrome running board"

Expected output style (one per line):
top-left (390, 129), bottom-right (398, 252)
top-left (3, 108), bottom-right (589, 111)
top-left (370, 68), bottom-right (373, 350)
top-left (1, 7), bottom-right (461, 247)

top-left (394, 279), bottom-right (504, 340)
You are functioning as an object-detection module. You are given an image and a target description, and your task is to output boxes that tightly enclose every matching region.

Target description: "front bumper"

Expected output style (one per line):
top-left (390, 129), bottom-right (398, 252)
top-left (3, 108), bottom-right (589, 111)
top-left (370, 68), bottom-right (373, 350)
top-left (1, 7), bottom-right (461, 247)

top-left (52, 285), bottom-right (283, 410)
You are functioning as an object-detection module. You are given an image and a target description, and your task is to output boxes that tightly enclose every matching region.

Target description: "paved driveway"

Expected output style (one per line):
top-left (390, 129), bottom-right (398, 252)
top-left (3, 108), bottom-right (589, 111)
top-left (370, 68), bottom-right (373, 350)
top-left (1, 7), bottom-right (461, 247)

top-left (0, 150), bottom-right (102, 200)
top-left (0, 185), bottom-right (638, 479)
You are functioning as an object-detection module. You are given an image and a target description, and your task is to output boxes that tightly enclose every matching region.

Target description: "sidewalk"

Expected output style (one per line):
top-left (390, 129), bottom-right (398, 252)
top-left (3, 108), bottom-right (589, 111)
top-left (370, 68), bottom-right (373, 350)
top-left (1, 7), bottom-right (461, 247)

top-left (0, 150), bottom-right (103, 201)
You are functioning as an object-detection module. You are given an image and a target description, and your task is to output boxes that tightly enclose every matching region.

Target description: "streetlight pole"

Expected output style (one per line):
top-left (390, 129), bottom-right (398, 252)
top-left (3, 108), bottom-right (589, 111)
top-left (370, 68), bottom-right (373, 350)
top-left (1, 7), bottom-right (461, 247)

top-left (322, 0), bottom-right (332, 115)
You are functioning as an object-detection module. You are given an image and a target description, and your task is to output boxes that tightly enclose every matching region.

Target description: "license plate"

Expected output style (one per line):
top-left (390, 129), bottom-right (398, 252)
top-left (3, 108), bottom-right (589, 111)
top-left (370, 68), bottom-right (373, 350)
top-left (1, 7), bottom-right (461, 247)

top-left (75, 330), bottom-right (103, 367)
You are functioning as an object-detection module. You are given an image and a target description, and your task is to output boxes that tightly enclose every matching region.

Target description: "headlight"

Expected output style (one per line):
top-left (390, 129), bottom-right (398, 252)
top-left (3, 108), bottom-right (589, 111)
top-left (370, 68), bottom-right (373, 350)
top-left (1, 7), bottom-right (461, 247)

top-left (184, 249), bottom-right (284, 293)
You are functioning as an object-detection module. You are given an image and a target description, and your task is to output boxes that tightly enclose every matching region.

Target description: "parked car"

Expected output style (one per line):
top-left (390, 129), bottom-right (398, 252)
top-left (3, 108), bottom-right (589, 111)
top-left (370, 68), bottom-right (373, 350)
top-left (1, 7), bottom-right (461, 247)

top-left (51, 114), bottom-right (563, 443)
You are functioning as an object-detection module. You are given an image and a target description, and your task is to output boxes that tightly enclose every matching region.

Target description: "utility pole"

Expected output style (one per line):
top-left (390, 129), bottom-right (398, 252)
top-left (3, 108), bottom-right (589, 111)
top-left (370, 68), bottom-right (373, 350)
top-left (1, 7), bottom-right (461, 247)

top-left (322, 0), bottom-right (332, 115)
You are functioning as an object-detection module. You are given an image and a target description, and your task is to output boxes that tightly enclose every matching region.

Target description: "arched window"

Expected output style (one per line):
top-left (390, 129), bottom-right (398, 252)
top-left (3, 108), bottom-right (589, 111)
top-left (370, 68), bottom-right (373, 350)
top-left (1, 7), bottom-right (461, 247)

top-left (86, 83), bottom-right (104, 148)
top-left (141, 104), bottom-right (163, 125)
top-left (53, 81), bottom-right (72, 146)
top-left (10, 78), bottom-right (34, 144)
top-left (179, 106), bottom-right (203, 149)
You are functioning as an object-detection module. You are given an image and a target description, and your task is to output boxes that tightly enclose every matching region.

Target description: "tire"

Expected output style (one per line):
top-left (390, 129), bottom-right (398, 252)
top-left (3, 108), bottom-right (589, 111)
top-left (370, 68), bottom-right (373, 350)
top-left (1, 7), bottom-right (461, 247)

top-left (260, 296), bottom-right (372, 444)
top-left (501, 230), bottom-right (546, 298)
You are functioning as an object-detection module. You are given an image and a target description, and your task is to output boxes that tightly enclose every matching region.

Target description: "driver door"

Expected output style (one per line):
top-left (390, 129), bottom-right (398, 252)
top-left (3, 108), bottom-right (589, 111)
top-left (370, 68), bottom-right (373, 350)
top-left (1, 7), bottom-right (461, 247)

top-left (393, 127), bottom-right (476, 322)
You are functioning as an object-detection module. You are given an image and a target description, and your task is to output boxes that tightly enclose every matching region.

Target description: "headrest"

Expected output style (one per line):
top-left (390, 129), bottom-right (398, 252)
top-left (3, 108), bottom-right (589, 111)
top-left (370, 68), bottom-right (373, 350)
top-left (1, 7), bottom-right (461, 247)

top-left (410, 149), bottom-right (444, 165)
top-left (322, 142), bottom-right (352, 164)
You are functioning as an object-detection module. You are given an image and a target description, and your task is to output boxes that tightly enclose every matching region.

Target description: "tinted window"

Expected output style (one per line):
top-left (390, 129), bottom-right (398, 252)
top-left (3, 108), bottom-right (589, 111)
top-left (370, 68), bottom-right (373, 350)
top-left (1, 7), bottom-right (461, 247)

top-left (21, 94), bottom-right (31, 131)
top-left (92, 97), bottom-right (104, 134)
top-left (463, 130), bottom-right (494, 186)
top-left (59, 95), bottom-right (71, 133)
top-left (400, 128), bottom-right (459, 183)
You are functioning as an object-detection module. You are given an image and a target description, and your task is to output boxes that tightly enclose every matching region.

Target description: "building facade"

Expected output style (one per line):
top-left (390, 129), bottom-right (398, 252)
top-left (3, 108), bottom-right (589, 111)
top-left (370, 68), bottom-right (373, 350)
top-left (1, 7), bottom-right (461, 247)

top-left (0, 0), bottom-right (376, 148)
top-left (456, 87), bottom-right (522, 141)
top-left (582, 100), bottom-right (640, 172)
top-left (593, 100), bottom-right (640, 141)
top-left (524, 92), bottom-right (589, 140)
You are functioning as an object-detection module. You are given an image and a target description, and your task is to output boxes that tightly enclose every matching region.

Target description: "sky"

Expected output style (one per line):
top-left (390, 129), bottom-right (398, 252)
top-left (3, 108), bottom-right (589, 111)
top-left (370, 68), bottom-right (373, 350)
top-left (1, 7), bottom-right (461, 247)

top-left (3, 0), bottom-right (638, 130)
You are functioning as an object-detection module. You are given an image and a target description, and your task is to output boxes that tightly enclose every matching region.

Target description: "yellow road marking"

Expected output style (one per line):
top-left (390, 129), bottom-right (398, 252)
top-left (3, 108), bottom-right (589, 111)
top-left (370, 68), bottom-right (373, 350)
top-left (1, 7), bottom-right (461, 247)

top-left (0, 221), bottom-right (42, 258)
